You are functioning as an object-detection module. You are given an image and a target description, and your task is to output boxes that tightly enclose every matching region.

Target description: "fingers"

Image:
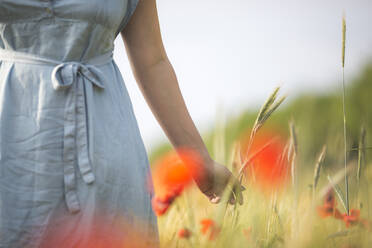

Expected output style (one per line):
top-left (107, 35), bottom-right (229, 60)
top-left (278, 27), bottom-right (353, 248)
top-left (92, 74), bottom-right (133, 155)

top-left (203, 171), bottom-right (245, 205)
top-left (204, 188), bottom-right (221, 204)
top-left (209, 192), bottom-right (235, 205)
top-left (231, 180), bottom-right (244, 205)
top-left (207, 189), bottom-right (234, 205)
top-left (210, 195), bottom-right (221, 204)
top-left (224, 187), bottom-right (240, 206)
top-left (236, 186), bottom-right (244, 205)
top-left (237, 183), bottom-right (244, 205)
top-left (227, 190), bottom-right (241, 205)
top-left (208, 187), bottom-right (243, 205)
top-left (228, 195), bottom-right (236, 205)
top-left (219, 180), bottom-right (244, 205)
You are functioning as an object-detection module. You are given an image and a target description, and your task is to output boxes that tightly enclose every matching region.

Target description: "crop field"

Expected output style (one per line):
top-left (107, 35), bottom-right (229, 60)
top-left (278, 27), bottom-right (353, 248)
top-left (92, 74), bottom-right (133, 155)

top-left (147, 18), bottom-right (372, 248)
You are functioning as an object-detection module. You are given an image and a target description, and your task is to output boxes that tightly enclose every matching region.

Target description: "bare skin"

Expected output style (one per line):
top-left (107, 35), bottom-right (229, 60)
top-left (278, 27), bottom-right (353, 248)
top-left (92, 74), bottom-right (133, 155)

top-left (120, 0), bottom-right (244, 205)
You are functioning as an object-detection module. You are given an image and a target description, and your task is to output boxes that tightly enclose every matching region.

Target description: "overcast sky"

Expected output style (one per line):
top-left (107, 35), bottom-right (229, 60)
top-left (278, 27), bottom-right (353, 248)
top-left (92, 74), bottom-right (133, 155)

top-left (113, 0), bottom-right (372, 152)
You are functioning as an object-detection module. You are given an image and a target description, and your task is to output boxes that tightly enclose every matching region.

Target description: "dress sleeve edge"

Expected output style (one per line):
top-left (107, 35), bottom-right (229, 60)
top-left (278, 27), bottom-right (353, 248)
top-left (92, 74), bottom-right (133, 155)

top-left (115, 0), bottom-right (140, 37)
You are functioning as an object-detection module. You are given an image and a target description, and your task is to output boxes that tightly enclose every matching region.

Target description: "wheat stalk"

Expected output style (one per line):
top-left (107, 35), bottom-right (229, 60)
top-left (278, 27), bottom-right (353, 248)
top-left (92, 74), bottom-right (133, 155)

top-left (237, 87), bottom-right (286, 178)
top-left (313, 145), bottom-right (327, 195)
top-left (341, 13), bottom-right (349, 216)
top-left (342, 15), bottom-right (346, 68)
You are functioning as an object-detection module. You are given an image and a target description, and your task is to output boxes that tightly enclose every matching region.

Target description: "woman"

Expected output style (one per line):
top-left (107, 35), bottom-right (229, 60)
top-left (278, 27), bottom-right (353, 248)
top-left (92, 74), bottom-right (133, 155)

top-left (0, 0), bottom-right (243, 247)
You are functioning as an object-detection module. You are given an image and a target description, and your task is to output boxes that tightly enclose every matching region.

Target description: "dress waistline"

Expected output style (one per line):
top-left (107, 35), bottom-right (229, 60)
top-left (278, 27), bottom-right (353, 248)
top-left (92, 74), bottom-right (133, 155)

top-left (0, 49), bottom-right (113, 214)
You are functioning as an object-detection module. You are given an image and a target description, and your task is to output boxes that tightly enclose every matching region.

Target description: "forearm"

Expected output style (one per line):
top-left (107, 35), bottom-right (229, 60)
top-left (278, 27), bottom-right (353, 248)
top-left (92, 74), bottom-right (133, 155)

top-left (119, 0), bottom-right (243, 203)
top-left (133, 57), bottom-right (212, 165)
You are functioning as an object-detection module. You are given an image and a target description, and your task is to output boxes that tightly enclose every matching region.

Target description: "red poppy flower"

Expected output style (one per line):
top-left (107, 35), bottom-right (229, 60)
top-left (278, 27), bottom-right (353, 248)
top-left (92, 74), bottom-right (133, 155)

top-left (342, 209), bottom-right (361, 228)
top-left (178, 228), bottom-right (192, 239)
top-left (317, 189), bottom-right (343, 219)
top-left (239, 128), bottom-right (289, 192)
top-left (149, 148), bottom-right (204, 216)
top-left (200, 219), bottom-right (220, 240)
top-left (151, 148), bottom-right (203, 196)
top-left (151, 195), bottom-right (172, 216)
top-left (317, 206), bottom-right (343, 219)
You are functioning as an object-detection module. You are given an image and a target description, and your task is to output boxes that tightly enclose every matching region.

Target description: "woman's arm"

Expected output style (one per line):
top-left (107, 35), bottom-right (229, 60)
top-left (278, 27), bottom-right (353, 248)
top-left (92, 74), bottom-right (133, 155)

top-left (120, 0), bottom-right (243, 205)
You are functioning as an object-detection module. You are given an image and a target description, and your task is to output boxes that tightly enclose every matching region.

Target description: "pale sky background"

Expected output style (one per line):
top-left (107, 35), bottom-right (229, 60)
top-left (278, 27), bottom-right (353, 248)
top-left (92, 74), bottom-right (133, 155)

top-left (113, 0), bottom-right (372, 152)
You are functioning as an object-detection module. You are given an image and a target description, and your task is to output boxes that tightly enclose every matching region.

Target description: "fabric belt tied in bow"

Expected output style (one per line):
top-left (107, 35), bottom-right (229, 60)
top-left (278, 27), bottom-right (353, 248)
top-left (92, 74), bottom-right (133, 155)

top-left (0, 49), bottom-right (112, 214)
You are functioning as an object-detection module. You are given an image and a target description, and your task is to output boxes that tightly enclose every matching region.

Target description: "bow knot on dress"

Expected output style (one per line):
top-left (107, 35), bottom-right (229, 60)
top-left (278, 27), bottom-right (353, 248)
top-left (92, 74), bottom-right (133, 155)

top-left (52, 62), bottom-right (106, 90)
top-left (0, 49), bottom-right (111, 214)
top-left (51, 61), bottom-right (108, 213)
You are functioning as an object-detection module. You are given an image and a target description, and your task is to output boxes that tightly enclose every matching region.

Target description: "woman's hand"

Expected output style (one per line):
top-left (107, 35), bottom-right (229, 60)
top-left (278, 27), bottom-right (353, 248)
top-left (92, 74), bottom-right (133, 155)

top-left (194, 159), bottom-right (245, 205)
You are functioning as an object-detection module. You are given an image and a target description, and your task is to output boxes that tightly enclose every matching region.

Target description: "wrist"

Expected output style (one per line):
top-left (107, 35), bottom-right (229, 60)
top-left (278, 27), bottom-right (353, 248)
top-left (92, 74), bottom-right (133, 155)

top-left (176, 146), bottom-right (213, 180)
top-left (190, 150), bottom-right (214, 186)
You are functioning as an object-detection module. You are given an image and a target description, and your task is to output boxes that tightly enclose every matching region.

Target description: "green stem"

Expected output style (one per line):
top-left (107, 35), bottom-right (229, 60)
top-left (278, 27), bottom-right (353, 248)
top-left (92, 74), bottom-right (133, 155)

top-left (342, 66), bottom-right (349, 216)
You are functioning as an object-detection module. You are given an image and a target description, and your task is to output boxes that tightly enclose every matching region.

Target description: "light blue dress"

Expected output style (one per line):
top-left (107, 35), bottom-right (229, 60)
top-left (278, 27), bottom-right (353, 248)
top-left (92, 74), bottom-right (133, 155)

top-left (0, 0), bottom-right (159, 247)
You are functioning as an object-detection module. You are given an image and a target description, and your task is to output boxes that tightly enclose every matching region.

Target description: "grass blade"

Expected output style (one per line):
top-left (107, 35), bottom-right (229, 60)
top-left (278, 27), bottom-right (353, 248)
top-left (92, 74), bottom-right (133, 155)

top-left (327, 175), bottom-right (348, 214)
top-left (357, 125), bottom-right (366, 183)
top-left (289, 121), bottom-right (298, 188)
top-left (313, 145), bottom-right (327, 192)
